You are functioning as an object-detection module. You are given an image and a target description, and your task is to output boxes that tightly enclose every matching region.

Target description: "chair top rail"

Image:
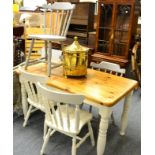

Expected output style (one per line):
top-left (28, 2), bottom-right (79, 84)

top-left (90, 61), bottom-right (126, 75)
top-left (51, 2), bottom-right (76, 10)
top-left (42, 2), bottom-right (75, 11)
top-left (18, 66), bottom-right (48, 83)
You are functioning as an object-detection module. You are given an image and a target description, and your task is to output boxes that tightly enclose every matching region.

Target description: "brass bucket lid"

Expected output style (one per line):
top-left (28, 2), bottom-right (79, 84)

top-left (63, 36), bottom-right (89, 53)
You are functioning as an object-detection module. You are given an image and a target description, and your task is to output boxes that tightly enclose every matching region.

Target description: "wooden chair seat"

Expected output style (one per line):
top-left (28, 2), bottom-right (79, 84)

top-left (45, 105), bottom-right (92, 135)
top-left (28, 34), bottom-right (66, 41)
top-left (27, 98), bottom-right (45, 112)
top-left (27, 97), bottom-right (55, 112)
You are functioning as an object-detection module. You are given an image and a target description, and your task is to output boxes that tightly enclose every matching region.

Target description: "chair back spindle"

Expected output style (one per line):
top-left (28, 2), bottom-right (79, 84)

top-left (42, 2), bottom-right (75, 37)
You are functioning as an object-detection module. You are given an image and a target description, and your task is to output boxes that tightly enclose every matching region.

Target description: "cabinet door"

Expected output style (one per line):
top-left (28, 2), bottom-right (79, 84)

top-left (112, 4), bottom-right (132, 58)
top-left (96, 3), bottom-right (114, 55)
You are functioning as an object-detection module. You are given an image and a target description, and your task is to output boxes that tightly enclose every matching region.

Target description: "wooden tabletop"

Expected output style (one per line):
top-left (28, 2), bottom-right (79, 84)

top-left (25, 63), bottom-right (138, 107)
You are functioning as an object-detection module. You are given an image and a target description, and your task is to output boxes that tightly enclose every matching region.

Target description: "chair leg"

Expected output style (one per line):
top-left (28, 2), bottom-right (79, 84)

top-left (61, 42), bottom-right (64, 50)
top-left (25, 39), bottom-right (35, 70)
top-left (23, 105), bottom-right (33, 127)
top-left (60, 42), bottom-right (64, 61)
top-left (72, 137), bottom-right (77, 155)
top-left (111, 112), bottom-right (116, 126)
top-left (88, 122), bottom-right (95, 146)
top-left (80, 104), bottom-right (92, 113)
top-left (43, 120), bottom-right (48, 140)
top-left (40, 128), bottom-right (52, 155)
top-left (79, 103), bottom-right (84, 109)
top-left (89, 105), bottom-right (93, 113)
top-left (48, 41), bottom-right (52, 77)
top-left (44, 40), bottom-right (48, 61)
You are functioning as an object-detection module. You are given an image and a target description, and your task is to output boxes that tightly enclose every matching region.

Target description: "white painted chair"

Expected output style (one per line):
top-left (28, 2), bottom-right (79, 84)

top-left (37, 82), bottom-right (95, 155)
top-left (89, 61), bottom-right (126, 124)
top-left (24, 2), bottom-right (76, 77)
top-left (19, 66), bottom-right (49, 127)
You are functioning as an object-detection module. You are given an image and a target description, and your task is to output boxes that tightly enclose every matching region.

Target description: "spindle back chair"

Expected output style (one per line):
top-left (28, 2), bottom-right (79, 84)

top-left (37, 82), bottom-right (95, 155)
top-left (19, 66), bottom-right (49, 127)
top-left (24, 2), bottom-right (76, 77)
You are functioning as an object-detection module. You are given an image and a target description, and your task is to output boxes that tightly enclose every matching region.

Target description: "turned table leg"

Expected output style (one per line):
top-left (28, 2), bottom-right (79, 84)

top-left (97, 106), bottom-right (112, 155)
top-left (120, 91), bottom-right (133, 136)
top-left (21, 83), bottom-right (28, 118)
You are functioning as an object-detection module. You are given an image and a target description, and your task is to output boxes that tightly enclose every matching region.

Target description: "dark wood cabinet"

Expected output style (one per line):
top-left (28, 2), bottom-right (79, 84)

top-left (67, 2), bottom-right (95, 44)
top-left (91, 0), bottom-right (138, 67)
top-left (13, 26), bottom-right (25, 66)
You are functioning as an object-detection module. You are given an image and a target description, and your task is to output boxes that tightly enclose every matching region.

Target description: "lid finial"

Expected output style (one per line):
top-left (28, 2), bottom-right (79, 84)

top-left (74, 36), bottom-right (78, 41)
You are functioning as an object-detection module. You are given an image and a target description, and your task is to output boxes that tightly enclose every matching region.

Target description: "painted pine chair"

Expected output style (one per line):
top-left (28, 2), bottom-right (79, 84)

top-left (37, 82), bottom-right (95, 155)
top-left (24, 2), bottom-right (76, 77)
top-left (88, 61), bottom-right (126, 124)
top-left (19, 66), bottom-right (49, 128)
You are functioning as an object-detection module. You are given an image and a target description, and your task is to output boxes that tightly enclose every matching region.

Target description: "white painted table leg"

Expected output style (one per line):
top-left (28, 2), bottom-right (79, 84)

top-left (120, 91), bottom-right (133, 136)
top-left (21, 83), bottom-right (28, 118)
top-left (97, 106), bottom-right (112, 155)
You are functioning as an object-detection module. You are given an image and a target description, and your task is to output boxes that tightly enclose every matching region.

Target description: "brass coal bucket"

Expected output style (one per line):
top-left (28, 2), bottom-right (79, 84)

top-left (63, 37), bottom-right (89, 77)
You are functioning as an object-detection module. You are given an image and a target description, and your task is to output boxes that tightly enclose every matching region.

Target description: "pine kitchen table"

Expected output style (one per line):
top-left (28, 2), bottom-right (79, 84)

top-left (20, 63), bottom-right (138, 155)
